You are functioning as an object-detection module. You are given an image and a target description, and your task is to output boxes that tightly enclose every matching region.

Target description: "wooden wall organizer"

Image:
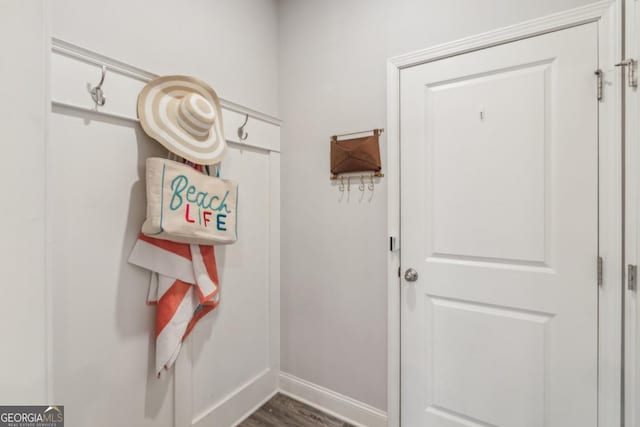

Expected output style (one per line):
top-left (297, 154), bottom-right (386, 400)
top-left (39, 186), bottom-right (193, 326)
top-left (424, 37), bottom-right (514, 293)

top-left (330, 128), bottom-right (385, 180)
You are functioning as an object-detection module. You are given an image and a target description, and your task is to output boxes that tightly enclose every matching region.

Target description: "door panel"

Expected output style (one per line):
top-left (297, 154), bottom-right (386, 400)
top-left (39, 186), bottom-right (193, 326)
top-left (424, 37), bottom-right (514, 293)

top-left (426, 297), bottom-right (549, 426)
top-left (401, 23), bottom-right (598, 427)
top-left (428, 63), bottom-right (548, 264)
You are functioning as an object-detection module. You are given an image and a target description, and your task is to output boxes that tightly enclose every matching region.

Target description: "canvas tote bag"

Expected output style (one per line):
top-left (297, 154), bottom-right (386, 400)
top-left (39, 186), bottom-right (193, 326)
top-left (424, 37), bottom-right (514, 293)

top-left (141, 157), bottom-right (238, 245)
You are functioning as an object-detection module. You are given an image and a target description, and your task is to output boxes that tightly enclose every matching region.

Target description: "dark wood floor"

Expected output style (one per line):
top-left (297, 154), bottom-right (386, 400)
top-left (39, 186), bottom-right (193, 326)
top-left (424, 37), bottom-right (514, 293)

top-left (238, 393), bottom-right (354, 427)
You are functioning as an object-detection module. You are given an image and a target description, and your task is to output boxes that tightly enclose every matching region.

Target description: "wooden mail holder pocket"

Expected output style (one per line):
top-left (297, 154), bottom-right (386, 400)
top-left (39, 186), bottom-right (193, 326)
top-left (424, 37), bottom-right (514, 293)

top-left (330, 128), bottom-right (384, 180)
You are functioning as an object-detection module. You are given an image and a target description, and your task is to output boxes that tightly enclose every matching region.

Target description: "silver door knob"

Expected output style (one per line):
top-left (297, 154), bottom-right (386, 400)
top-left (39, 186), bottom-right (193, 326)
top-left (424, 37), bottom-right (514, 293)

top-left (404, 268), bottom-right (418, 282)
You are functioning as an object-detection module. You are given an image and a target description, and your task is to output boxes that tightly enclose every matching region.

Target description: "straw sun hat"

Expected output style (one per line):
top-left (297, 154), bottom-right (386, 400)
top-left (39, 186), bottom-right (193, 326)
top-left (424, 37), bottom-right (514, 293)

top-left (137, 75), bottom-right (226, 165)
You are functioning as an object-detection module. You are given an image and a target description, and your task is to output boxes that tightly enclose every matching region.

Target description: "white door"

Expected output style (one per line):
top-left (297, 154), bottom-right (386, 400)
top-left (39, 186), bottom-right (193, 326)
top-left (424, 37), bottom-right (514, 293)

top-left (400, 23), bottom-right (599, 427)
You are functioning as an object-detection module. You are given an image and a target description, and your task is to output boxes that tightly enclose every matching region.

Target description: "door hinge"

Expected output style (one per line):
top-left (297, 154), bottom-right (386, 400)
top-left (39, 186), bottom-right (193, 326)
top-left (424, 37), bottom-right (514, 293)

top-left (389, 236), bottom-right (399, 252)
top-left (398, 266), bottom-right (401, 278)
top-left (615, 58), bottom-right (638, 88)
top-left (597, 256), bottom-right (603, 287)
top-left (595, 69), bottom-right (604, 101)
top-left (628, 264), bottom-right (637, 292)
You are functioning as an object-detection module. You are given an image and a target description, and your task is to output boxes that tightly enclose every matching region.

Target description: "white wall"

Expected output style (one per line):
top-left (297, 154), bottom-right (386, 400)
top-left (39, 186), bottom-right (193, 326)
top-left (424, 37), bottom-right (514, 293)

top-left (278, 0), bottom-right (596, 412)
top-left (47, 1), bottom-right (280, 426)
top-left (0, 0), bottom-right (48, 404)
top-left (52, 0), bottom-right (279, 117)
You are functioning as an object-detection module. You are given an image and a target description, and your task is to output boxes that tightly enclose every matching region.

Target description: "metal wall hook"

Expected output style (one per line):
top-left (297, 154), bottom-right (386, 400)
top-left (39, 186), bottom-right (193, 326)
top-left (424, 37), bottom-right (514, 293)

top-left (368, 175), bottom-right (374, 191)
top-left (615, 58), bottom-right (638, 88)
top-left (359, 175), bottom-right (365, 192)
top-left (339, 176), bottom-right (345, 192)
top-left (237, 114), bottom-right (249, 141)
top-left (347, 176), bottom-right (351, 192)
top-left (90, 65), bottom-right (107, 106)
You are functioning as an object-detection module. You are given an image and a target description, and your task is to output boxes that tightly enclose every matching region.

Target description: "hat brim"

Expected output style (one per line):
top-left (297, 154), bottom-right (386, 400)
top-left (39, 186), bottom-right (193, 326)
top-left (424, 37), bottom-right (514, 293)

top-left (137, 76), bottom-right (226, 165)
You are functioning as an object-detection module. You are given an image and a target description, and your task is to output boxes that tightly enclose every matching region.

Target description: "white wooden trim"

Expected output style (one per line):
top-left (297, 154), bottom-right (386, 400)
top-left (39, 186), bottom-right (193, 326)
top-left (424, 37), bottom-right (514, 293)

top-left (49, 38), bottom-right (281, 154)
top-left (49, 101), bottom-right (273, 156)
top-left (192, 368), bottom-right (278, 427)
top-left (386, 2), bottom-right (622, 426)
top-left (43, 0), bottom-right (54, 404)
top-left (278, 372), bottom-right (388, 427)
top-left (597, 3), bottom-right (624, 426)
top-left (269, 152), bottom-right (281, 373)
top-left (51, 38), bottom-right (282, 126)
top-left (389, 0), bottom-right (616, 69)
top-left (385, 58), bottom-right (401, 427)
top-left (229, 390), bottom-right (278, 427)
top-left (624, 0), bottom-right (640, 425)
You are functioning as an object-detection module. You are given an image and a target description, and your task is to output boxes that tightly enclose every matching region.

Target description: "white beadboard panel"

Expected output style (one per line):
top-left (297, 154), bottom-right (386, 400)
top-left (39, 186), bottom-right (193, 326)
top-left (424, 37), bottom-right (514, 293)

top-left (174, 341), bottom-right (193, 427)
top-left (185, 151), bottom-right (280, 427)
top-left (189, 145), bottom-right (276, 423)
top-left (49, 85), bottom-right (280, 427)
top-left (49, 112), bottom-right (175, 427)
top-left (50, 40), bottom-right (281, 153)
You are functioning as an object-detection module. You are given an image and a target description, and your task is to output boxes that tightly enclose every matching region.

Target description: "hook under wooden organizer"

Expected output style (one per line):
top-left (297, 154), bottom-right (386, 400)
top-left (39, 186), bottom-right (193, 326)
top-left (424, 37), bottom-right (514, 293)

top-left (330, 171), bottom-right (384, 180)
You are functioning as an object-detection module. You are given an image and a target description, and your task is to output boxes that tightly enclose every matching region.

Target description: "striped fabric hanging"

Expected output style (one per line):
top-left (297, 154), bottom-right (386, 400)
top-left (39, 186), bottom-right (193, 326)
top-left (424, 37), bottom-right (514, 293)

top-left (129, 234), bottom-right (220, 377)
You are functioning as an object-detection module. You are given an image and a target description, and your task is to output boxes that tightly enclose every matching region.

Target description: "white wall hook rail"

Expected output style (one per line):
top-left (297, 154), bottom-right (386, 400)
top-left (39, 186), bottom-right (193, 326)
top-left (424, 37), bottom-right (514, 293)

top-left (50, 37), bottom-right (281, 153)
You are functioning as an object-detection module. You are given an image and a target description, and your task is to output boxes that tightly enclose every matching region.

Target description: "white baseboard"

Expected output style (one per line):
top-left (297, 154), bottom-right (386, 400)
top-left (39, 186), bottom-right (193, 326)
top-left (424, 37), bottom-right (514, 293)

top-left (278, 372), bottom-right (388, 427)
top-left (192, 368), bottom-right (278, 427)
top-left (230, 388), bottom-right (278, 427)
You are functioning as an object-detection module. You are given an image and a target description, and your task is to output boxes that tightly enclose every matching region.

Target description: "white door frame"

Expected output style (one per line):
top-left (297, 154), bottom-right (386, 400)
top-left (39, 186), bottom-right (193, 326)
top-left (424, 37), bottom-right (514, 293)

top-left (386, 2), bottom-right (623, 426)
top-left (624, 0), bottom-right (640, 425)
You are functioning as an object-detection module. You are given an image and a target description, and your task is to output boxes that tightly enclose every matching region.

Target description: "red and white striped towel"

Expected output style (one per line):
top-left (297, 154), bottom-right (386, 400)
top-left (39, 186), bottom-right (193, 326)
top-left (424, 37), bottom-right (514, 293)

top-left (129, 234), bottom-right (220, 377)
